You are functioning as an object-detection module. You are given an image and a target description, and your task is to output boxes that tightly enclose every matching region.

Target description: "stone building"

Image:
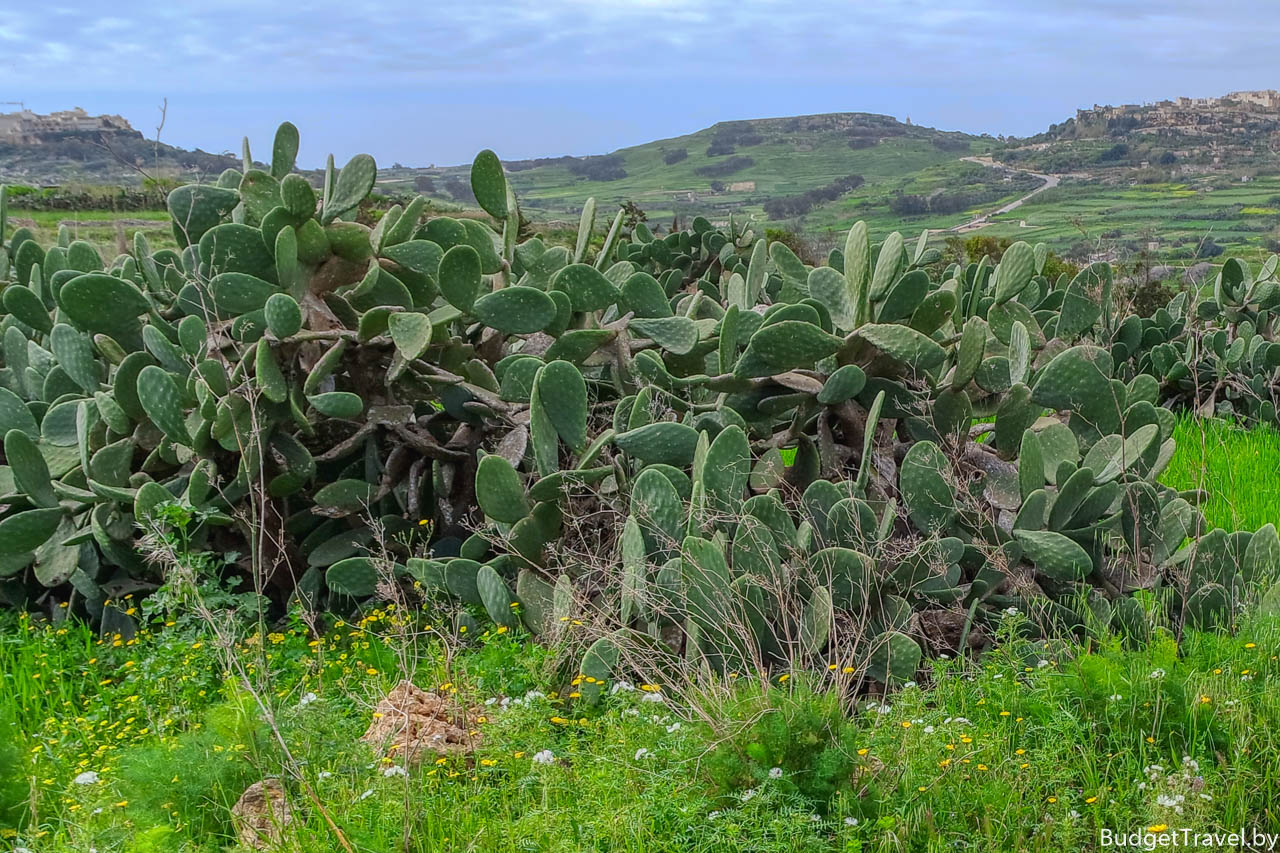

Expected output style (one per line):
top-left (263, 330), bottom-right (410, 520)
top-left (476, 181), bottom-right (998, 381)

top-left (0, 108), bottom-right (134, 144)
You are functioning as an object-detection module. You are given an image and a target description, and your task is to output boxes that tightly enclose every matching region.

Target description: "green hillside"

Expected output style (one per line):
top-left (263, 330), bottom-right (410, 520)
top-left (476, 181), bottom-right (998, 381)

top-left (13, 98), bottom-right (1280, 262)
top-left (379, 113), bottom-right (997, 225)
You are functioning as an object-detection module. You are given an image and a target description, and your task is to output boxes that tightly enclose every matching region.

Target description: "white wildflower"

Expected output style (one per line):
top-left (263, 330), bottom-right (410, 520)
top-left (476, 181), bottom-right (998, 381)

top-left (1108, 694), bottom-right (1123, 701)
top-left (1149, 669), bottom-right (1166, 679)
top-left (768, 767), bottom-right (783, 779)
top-left (297, 692), bottom-right (318, 707)
top-left (73, 771), bottom-right (100, 785)
top-left (634, 748), bottom-right (651, 761)
top-left (358, 789), bottom-right (374, 801)
top-left (666, 722), bottom-right (681, 733)
top-left (532, 749), bottom-right (555, 765)
top-left (382, 765), bottom-right (408, 778)
top-left (844, 817), bottom-right (859, 827)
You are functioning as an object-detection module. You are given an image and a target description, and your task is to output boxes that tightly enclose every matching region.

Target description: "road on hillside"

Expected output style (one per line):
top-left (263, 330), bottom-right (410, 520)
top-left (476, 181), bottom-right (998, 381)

top-left (933, 156), bottom-right (1061, 235)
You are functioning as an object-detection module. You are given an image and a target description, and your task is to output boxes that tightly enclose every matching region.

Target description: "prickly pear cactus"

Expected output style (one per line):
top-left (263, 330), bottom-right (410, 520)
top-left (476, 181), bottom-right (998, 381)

top-left (0, 135), bottom-right (1274, 699)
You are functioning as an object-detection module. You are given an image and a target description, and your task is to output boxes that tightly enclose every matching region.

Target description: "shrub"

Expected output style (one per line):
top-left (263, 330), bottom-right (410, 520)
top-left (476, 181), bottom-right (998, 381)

top-left (704, 681), bottom-right (861, 808)
top-left (694, 155), bottom-right (753, 177)
top-left (762, 174), bottom-right (864, 219)
top-left (566, 154), bottom-right (627, 181)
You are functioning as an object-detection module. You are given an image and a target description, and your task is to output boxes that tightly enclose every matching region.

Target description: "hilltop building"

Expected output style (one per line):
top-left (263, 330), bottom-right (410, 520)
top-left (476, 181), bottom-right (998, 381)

top-left (1075, 90), bottom-right (1280, 123)
top-left (0, 107), bottom-right (135, 144)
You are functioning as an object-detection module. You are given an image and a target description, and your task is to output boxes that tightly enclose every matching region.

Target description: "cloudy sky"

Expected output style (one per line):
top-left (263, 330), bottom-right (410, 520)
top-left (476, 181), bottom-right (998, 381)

top-left (6, 1), bottom-right (1280, 166)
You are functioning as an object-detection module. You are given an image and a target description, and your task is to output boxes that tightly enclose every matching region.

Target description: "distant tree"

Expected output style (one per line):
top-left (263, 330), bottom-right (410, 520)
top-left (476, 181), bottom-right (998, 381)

top-left (621, 200), bottom-right (647, 230)
top-left (663, 148), bottom-right (688, 165)
top-left (763, 174), bottom-right (864, 219)
top-left (1197, 238), bottom-right (1224, 258)
top-left (566, 154), bottom-right (627, 181)
top-left (709, 180), bottom-right (725, 193)
top-left (443, 177), bottom-right (474, 203)
top-left (694, 156), bottom-right (754, 178)
top-left (1159, 151), bottom-right (1178, 165)
top-left (1097, 143), bottom-right (1130, 163)
top-left (414, 175), bottom-right (436, 193)
top-left (888, 193), bottom-right (929, 216)
top-left (705, 140), bottom-right (735, 157)
top-left (963, 234), bottom-right (1011, 262)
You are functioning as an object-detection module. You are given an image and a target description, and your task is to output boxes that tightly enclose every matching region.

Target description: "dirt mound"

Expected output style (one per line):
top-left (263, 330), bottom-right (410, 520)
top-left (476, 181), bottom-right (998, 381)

top-left (361, 681), bottom-right (479, 763)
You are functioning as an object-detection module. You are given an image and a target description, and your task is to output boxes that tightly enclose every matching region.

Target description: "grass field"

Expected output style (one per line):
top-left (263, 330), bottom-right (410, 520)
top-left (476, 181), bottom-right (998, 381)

top-left (3, 599), bottom-right (1280, 851)
top-left (968, 177), bottom-right (1280, 256)
top-left (6, 209), bottom-right (176, 257)
top-left (1162, 415), bottom-right (1280, 532)
top-left (0, 419), bottom-right (1277, 851)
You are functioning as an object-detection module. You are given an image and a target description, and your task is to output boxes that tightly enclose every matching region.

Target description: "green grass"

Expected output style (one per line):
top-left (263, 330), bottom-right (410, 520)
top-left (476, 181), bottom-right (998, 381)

top-left (4, 595), bottom-right (1280, 851)
top-left (6, 208), bottom-right (176, 256)
top-left (1161, 415), bottom-right (1280, 531)
top-left (2, 419), bottom-right (1279, 850)
top-left (945, 175), bottom-right (1280, 258)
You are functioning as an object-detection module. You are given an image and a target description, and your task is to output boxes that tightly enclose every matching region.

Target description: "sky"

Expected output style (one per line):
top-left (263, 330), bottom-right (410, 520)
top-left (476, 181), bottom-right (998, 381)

top-left (6, 1), bottom-right (1280, 167)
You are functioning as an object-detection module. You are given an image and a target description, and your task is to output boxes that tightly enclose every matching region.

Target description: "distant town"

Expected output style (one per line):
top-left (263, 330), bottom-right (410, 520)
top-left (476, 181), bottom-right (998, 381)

top-left (1075, 89), bottom-right (1280, 125)
top-left (0, 107), bottom-right (135, 144)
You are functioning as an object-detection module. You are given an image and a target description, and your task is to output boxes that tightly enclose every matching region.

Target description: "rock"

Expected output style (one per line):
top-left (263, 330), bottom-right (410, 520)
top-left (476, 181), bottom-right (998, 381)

top-left (1184, 262), bottom-right (1214, 285)
top-left (361, 681), bottom-right (480, 764)
top-left (231, 779), bottom-right (293, 850)
top-left (918, 608), bottom-right (987, 656)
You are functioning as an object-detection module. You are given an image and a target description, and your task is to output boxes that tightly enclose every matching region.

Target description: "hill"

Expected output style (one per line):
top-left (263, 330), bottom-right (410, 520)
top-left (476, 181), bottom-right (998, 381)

top-left (378, 112), bottom-right (1010, 227)
top-left (0, 108), bottom-right (238, 185)
top-left (995, 90), bottom-right (1280, 177)
top-left (967, 91), bottom-right (1280, 263)
top-left (11, 96), bottom-right (1280, 263)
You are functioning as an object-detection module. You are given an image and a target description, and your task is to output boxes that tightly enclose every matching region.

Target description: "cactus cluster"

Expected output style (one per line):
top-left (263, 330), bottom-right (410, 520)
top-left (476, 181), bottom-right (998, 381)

top-left (1107, 256), bottom-right (1280, 427)
top-left (0, 123), bottom-right (1276, 690)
